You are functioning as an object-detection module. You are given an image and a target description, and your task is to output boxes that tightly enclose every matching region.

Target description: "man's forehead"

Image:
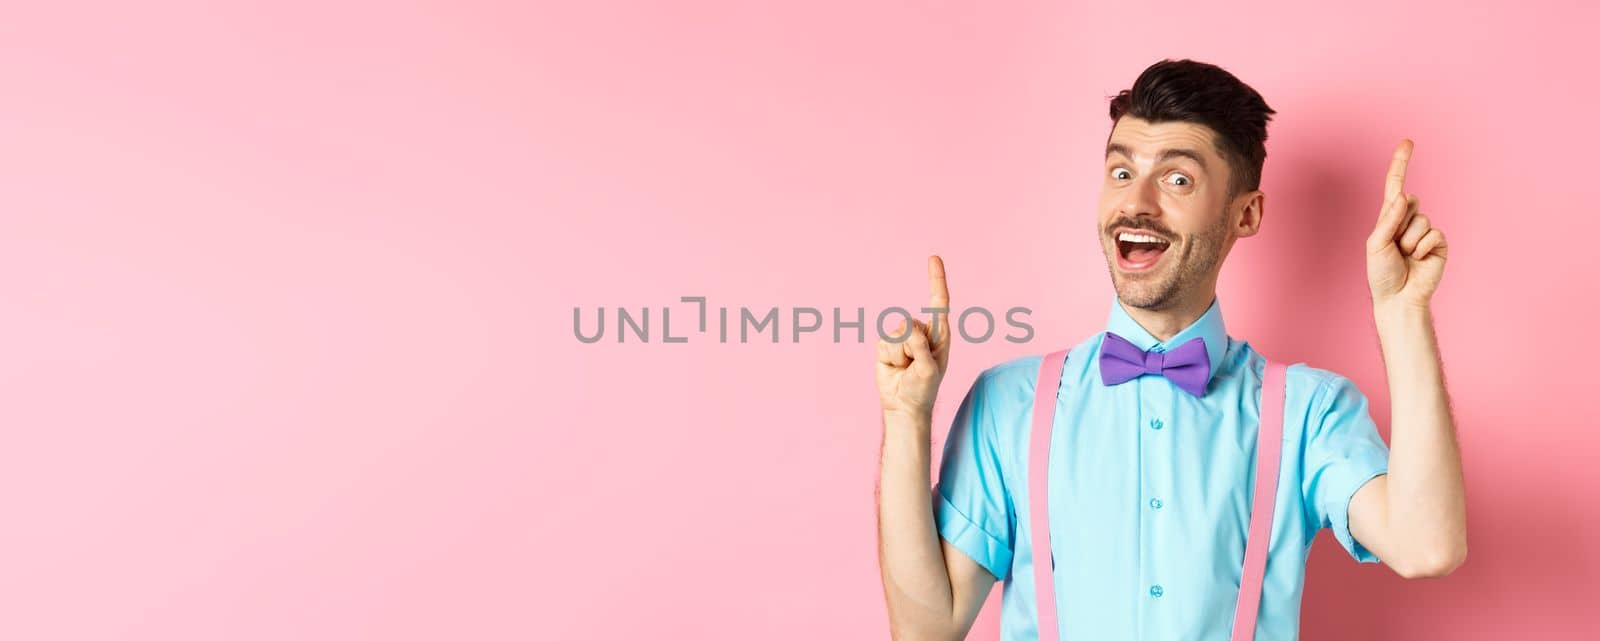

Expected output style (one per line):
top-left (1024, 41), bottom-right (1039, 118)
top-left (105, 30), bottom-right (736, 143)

top-left (1106, 118), bottom-right (1222, 163)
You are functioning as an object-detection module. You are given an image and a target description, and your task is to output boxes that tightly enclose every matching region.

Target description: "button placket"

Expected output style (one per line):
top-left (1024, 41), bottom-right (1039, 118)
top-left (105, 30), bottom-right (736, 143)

top-left (1140, 373), bottom-right (1176, 614)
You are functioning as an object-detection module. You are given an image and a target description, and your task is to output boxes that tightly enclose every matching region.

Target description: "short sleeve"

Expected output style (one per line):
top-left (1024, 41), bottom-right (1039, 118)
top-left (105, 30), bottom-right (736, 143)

top-left (1302, 372), bottom-right (1391, 564)
top-left (933, 370), bottom-right (1015, 581)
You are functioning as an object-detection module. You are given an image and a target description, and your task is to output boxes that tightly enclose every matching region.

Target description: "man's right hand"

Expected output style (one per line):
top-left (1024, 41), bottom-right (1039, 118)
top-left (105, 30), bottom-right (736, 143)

top-left (875, 255), bottom-right (996, 641)
top-left (876, 255), bottom-right (952, 422)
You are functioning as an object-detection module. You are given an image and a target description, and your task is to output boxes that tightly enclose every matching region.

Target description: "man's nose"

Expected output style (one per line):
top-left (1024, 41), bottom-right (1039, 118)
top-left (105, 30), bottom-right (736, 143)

top-left (1118, 176), bottom-right (1161, 218)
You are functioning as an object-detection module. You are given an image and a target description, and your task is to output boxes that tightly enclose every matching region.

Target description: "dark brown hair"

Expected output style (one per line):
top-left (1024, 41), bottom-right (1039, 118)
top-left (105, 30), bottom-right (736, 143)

top-left (1109, 59), bottom-right (1276, 200)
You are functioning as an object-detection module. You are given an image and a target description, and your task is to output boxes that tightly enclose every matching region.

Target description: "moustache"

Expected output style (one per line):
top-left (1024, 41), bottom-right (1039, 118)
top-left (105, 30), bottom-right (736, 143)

top-left (1107, 221), bottom-right (1177, 242)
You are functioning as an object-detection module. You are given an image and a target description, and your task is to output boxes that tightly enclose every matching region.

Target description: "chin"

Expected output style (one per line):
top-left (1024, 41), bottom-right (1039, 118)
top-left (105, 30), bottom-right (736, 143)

top-left (1111, 274), bottom-right (1181, 310)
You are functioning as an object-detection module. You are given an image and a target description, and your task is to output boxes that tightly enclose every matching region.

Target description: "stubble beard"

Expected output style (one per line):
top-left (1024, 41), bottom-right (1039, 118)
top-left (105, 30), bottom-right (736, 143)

top-left (1104, 211), bottom-right (1230, 312)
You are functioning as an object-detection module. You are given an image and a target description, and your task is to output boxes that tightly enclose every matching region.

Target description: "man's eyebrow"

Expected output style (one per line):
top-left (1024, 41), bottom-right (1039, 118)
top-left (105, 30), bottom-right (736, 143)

top-left (1105, 143), bottom-right (1209, 171)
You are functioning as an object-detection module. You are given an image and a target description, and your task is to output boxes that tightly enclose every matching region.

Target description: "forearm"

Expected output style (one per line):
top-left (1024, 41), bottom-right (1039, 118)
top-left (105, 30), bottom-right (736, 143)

top-left (877, 411), bottom-right (958, 641)
top-left (1374, 302), bottom-right (1467, 569)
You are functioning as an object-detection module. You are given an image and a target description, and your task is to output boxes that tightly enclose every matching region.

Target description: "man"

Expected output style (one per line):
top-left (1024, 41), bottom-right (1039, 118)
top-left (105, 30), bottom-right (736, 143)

top-left (874, 59), bottom-right (1466, 640)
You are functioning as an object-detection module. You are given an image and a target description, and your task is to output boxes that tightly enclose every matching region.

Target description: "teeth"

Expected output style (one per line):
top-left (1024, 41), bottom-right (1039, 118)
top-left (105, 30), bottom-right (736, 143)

top-left (1117, 232), bottom-right (1167, 244)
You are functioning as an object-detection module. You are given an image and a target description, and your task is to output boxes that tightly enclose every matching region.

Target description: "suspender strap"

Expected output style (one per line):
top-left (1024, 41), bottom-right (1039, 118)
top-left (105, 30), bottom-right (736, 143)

top-left (1026, 349), bottom-right (1069, 641)
top-left (1025, 353), bottom-right (1288, 641)
top-left (1230, 360), bottom-right (1287, 641)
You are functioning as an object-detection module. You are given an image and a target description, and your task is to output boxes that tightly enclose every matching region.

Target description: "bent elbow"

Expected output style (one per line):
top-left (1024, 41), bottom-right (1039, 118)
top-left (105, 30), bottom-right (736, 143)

top-left (1394, 541), bottom-right (1467, 579)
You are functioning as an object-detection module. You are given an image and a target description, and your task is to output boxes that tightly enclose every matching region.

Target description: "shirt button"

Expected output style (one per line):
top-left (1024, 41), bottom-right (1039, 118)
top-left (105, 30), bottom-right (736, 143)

top-left (1149, 498), bottom-right (1163, 510)
top-left (1150, 585), bottom-right (1164, 598)
top-left (1149, 418), bottom-right (1164, 430)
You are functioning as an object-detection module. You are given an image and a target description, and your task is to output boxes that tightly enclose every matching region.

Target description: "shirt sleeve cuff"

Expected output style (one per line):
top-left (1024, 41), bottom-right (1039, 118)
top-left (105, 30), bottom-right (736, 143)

top-left (1330, 469), bottom-right (1388, 564)
top-left (935, 490), bottom-right (1013, 581)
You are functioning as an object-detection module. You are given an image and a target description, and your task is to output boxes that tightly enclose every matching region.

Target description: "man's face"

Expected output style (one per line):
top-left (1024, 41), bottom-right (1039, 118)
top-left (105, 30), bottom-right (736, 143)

top-left (1097, 116), bottom-right (1241, 311)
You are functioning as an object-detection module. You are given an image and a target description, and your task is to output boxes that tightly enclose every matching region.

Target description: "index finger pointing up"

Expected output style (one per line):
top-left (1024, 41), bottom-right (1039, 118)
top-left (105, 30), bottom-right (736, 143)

top-left (927, 255), bottom-right (949, 309)
top-left (1385, 138), bottom-right (1414, 203)
top-left (927, 255), bottom-right (950, 340)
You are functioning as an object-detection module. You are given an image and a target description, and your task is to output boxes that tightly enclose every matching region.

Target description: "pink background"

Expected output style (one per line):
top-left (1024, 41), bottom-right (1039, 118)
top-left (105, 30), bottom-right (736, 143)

top-left (2, 1), bottom-right (1596, 639)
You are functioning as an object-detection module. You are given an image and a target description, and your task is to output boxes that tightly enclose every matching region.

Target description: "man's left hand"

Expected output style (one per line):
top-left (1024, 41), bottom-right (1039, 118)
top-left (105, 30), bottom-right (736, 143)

top-left (1367, 139), bottom-right (1448, 311)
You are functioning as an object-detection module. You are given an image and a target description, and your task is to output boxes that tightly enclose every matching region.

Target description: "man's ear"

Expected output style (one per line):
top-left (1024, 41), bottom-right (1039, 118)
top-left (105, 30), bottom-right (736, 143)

top-left (1234, 190), bottom-right (1265, 238)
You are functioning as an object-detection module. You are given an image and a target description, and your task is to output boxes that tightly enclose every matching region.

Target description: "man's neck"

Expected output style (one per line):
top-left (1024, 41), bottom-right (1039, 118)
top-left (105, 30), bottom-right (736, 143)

top-left (1118, 291), bottom-right (1216, 343)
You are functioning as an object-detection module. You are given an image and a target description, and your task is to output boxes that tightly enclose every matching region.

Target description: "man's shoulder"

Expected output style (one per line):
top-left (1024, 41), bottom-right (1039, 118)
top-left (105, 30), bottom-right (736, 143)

top-left (1285, 362), bottom-right (1359, 396)
top-left (1278, 362), bottom-right (1376, 429)
top-left (970, 333), bottom-right (1103, 398)
top-left (971, 353), bottom-right (1042, 397)
top-left (1226, 346), bottom-right (1369, 414)
top-left (1236, 341), bottom-right (1354, 392)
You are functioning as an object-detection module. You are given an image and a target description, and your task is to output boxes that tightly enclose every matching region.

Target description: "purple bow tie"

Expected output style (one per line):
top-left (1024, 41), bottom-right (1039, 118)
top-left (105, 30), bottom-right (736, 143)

top-left (1099, 331), bottom-right (1211, 397)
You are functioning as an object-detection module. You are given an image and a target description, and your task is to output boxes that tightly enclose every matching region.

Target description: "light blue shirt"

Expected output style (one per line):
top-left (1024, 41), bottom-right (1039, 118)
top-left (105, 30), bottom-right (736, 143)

top-left (934, 294), bottom-right (1390, 641)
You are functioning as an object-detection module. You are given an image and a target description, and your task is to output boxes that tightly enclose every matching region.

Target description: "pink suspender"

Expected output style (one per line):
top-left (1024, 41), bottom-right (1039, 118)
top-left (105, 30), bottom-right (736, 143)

top-left (1232, 359), bottom-right (1286, 641)
top-left (1026, 350), bottom-right (1069, 641)
top-left (1026, 350), bottom-right (1287, 641)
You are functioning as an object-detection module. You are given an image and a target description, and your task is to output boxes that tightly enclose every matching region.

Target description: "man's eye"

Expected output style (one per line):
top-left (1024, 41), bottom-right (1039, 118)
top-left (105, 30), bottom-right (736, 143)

top-left (1167, 173), bottom-right (1192, 186)
top-left (1112, 168), bottom-right (1131, 180)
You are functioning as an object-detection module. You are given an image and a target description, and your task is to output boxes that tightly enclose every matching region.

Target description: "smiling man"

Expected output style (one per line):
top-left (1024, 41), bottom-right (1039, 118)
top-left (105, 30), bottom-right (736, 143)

top-left (874, 59), bottom-right (1466, 640)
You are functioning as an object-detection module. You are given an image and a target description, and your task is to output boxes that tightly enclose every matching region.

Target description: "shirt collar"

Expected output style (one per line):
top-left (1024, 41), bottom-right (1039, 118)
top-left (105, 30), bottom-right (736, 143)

top-left (1103, 292), bottom-right (1229, 387)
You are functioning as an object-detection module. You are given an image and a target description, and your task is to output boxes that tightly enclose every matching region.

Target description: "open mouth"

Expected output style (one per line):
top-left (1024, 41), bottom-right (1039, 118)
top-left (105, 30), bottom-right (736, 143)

top-left (1115, 230), bottom-right (1171, 271)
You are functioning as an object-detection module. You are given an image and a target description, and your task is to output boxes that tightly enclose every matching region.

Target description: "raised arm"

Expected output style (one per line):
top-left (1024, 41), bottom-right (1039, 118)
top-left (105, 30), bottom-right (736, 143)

top-left (876, 256), bottom-right (996, 640)
top-left (1348, 140), bottom-right (1468, 579)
